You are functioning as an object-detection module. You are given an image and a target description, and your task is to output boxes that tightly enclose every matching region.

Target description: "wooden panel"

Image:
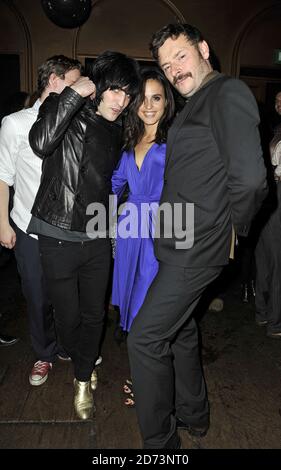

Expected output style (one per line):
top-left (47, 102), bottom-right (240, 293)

top-left (0, 423), bottom-right (93, 449)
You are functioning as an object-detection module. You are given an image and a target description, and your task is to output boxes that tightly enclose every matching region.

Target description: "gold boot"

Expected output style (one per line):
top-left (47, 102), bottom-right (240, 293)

top-left (74, 379), bottom-right (93, 420)
top-left (90, 369), bottom-right (98, 392)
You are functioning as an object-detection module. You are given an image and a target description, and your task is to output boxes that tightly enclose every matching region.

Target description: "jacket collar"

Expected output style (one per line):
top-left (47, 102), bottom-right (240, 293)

top-left (165, 72), bottom-right (223, 170)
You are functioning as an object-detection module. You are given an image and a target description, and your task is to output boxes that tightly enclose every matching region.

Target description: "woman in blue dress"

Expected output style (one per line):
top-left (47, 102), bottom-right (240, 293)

top-left (111, 68), bottom-right (175, 405)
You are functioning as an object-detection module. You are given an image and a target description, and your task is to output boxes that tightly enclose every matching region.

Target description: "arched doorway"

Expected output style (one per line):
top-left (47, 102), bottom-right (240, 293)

top-left (0, 1), bottom-right (32, 118)
top-left (231, 3), bottom-right (281, 124)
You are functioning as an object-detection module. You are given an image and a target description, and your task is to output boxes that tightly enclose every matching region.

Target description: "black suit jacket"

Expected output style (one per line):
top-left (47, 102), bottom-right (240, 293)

top-left (155, 73), bottom-right (267, 267)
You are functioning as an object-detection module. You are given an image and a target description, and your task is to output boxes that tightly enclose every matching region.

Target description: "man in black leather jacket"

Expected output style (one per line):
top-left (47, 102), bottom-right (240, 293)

top-left (29, 51), bottom-right (140, 420)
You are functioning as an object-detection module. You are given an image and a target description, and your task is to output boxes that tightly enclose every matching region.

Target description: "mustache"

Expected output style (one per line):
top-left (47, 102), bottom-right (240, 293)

top-left (173, 72), bottom-right (192, 86)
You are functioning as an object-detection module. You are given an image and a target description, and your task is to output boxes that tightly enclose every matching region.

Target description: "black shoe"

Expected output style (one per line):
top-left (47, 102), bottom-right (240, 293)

top-left (255, 313), bottom-right (268, 327)
top-left (176, 417), bottom-right (209, 437)
top-left (267, 331), bottom-right (281, 339)
top-left (144, 433), bottom-right (181, 449)
top-left (0, 334), bottom-right (19, 347)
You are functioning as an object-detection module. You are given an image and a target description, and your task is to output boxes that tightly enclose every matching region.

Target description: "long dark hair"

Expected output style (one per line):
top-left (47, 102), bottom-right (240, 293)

top-left (123, 67), bottom-right (175, 151)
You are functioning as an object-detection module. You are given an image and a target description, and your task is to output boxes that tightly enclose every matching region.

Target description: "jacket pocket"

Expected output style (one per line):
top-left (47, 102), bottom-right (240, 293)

top-left (36, 176), bottom-right (57, 208)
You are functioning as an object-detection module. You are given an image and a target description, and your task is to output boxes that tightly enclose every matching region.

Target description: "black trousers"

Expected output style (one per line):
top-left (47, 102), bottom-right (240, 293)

top-left (255, 182), bottom-right (281, 333)
top-left (127, 262), bottom-right (222, 448)
top-left (13, 226), bottom-right (57, 362)
top-left (238, 234), bottom-right (256, 284)
top-left (38, 236), bottom-right (111, 381)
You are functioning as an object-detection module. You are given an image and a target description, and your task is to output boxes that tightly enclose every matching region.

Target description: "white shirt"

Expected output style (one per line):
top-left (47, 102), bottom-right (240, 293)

top-left (270, 132), bottom-right (281, 178)
top-left (0, 100), bottom-right (41, 237)
top-left (271, 141), bottom-right (281, 178)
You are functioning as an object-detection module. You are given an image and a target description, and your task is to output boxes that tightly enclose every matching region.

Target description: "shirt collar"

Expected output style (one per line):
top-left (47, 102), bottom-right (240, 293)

top-left (33, 99), bottom-right (41, 112)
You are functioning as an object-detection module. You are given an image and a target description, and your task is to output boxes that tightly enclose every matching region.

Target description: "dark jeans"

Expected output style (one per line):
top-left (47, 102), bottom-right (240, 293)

top-left (13, 226), bottom-right (57, 362)
top-left (238, 235), bottom-right (256, 284)
top-left (38, 236), bottom-right (111, 381)
top-left (128, 262), bottom-right (222, 448)
top-left (255, 183), bottom-right (281, 333)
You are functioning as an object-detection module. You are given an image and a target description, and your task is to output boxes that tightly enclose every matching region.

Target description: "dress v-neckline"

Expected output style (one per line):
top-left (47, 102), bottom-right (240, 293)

top-left (133, 143), bottom-right (156, 172)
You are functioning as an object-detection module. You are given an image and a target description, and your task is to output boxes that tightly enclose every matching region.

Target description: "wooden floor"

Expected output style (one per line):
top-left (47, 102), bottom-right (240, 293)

top-left (0, 256), bottom-right (281, 449)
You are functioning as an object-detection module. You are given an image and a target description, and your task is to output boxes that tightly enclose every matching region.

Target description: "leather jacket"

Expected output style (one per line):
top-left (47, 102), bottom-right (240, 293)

top-left (29, 87), bottom-right (122, 231)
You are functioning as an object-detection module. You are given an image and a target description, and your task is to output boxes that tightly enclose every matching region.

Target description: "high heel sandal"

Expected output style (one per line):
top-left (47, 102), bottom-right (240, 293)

top-left (123, 378), bottom-right (135, 408)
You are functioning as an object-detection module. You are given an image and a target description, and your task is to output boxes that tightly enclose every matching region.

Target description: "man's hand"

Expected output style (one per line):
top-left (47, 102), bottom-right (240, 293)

top-left (71, 77), bottom-right (96, 99)
top-left (0, 223), bottom-right (16, 249)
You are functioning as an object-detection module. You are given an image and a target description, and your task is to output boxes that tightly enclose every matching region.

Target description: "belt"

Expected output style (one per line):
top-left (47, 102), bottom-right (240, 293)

top-left (127, 195), bottom-right (159, 204)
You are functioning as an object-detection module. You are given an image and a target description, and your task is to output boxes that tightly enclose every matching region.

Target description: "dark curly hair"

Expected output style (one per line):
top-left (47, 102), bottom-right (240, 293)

top-left (149, 23), bottom-right (205, 62)
top-left (149, 23), bottom-right (220, 71)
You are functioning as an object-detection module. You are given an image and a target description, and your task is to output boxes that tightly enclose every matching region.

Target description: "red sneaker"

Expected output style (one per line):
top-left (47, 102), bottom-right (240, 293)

top-left (29, 361), bottom-right (52, 386)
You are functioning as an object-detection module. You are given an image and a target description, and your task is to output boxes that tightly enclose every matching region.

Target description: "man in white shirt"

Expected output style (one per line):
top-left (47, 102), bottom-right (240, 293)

top-left (0, 55), bottom-right (83, 385)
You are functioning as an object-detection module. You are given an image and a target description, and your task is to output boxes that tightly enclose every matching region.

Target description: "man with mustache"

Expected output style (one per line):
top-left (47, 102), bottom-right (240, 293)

top-left (127, 23), bottom-right (267, 448)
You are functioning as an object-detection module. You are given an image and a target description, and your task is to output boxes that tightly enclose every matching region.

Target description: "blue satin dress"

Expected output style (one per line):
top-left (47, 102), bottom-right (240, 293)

top-left (111, 143), bottom-right (166, 331)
